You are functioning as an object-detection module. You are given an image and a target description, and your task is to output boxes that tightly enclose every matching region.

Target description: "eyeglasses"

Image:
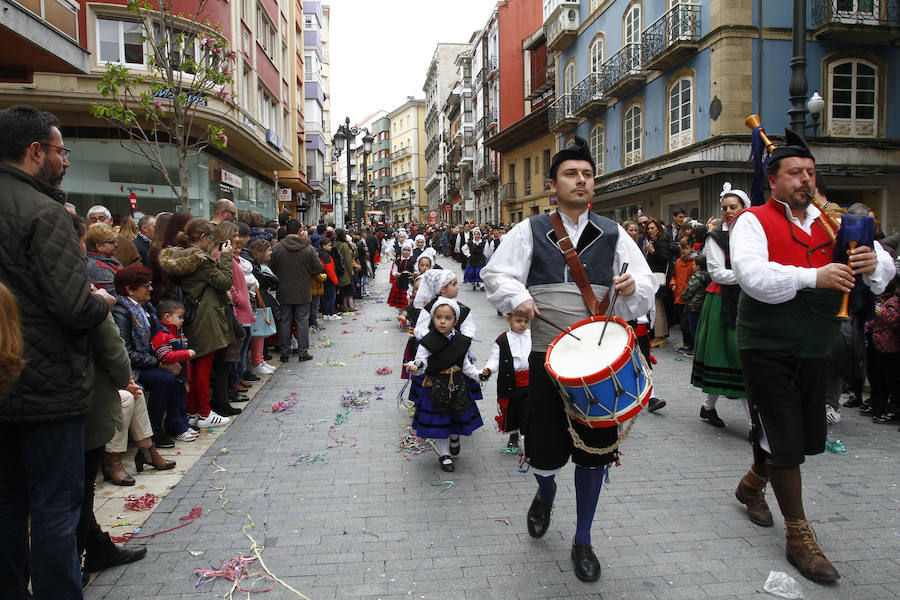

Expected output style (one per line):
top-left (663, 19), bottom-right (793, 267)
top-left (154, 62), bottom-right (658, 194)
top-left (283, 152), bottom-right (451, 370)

top-left (139, 282), bottom-right (153, 288)
top-left (638, 221), bottom-right (649, 227)
top-left (223, 209), bottom-right (236, 216)
top-left (39, 143), bottom-right (71, 159)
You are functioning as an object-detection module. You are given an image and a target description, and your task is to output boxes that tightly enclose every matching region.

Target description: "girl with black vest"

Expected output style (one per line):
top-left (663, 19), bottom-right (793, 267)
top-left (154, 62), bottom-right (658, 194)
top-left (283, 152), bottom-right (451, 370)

top-left (388, 242), bottom-right (415, 309)
top-left (404, 298), bottom-right (483, 472)
top-left (462, 228), bottom-right (492, 290)
top-left (480, 312), bottom-right (531, 450)
top-left (412, 269), bottom-right (476, 341)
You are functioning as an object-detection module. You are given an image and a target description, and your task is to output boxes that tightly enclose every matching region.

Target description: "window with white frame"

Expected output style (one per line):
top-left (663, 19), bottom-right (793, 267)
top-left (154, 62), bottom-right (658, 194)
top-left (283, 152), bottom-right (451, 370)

top-left (257, 85), bottom-right (278, 131)
top-left (624, 103), bottom-right (642, 166)
top-left (589, 35), bottom-right (604, 73)
top-left (242, 63), bottom-right (252, 114)
top-left (590, 0), bottom-right (604, 13)
top-left (624, 3), bottom-right (641, 46)
top-left (564, 60), bottom-right (576, 95)
top-left (668, 76), bottom-right (693, 150)
top-left (97, 17), bottom-right (145, 67)
top-left (256, 5), bottom-right (277, 62)
top-left (590, 123), bottom-right (605, 174)
top-left (828, 59), bottom-right (878, 137)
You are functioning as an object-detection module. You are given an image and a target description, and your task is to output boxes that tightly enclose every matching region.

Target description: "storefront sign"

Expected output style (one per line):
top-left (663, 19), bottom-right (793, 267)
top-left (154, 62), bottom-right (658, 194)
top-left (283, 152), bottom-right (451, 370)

top-left (153, 88), bottom-right (207, 106)
top-left (219, 169), bottom-right (243, 189)
top-left (321, 203), bottom-right (334, 212)
top-left (428, 210), bottom-right (437, 224)
top-left (278, 188), bottom-right (292, 203)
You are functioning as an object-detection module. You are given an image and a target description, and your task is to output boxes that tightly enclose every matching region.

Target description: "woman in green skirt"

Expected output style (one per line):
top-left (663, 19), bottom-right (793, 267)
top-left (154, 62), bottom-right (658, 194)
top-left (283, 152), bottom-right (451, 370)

top-left (691, 183), bottom-right (750, 428)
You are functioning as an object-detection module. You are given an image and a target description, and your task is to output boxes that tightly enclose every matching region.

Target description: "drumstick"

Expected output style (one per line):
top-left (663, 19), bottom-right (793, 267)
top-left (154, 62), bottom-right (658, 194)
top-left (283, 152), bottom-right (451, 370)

top-left (534, 313), bottom-right (582, 342)
top-left (598, 263), bottom-right (629, 346)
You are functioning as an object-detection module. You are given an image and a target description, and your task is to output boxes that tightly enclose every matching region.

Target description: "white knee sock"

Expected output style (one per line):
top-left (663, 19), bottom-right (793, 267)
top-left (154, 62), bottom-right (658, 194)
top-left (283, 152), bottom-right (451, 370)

top-left (703, 394), bottom-right (719, 410)
top-left (741, 398), bottom-right (752, 428)
top-left (433, 438), bottom-right (450, 456)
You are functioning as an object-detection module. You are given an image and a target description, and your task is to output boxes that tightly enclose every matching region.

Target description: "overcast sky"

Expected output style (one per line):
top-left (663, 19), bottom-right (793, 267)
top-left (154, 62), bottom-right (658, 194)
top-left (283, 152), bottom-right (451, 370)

top-left (328, 0), bottom-right (498, 130)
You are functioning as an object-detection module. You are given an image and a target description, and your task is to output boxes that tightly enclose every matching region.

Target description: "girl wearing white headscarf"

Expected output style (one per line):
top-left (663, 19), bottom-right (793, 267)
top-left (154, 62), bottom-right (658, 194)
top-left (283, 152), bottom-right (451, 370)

top-left (691, 182), bottom-right (751, 429)
top-left (462, 228), bottom-right (493, 290)
top-left (412, 269), bottom-right (476, 341)
top-left (412, 234), bottom-right (427, 261)
top-left (404, 297), bottom-right (483, 472)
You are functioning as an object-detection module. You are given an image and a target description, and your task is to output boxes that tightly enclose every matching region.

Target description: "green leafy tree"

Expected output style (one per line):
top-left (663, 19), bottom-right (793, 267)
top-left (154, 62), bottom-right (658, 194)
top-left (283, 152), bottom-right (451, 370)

top-left (91, 0), bottom-right (236, 205)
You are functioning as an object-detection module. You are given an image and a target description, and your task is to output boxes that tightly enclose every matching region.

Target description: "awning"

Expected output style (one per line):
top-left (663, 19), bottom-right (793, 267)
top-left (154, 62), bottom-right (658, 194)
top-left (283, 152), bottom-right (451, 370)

top-left (276, 170), bottom-right (313, 194)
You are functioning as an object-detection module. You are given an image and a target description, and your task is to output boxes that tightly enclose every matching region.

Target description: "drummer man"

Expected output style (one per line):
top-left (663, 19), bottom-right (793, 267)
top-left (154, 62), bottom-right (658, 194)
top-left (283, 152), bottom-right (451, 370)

top-left (482, 137), bottom-right (655, 582)
top-left (730, 129), bottom-right (893, 583)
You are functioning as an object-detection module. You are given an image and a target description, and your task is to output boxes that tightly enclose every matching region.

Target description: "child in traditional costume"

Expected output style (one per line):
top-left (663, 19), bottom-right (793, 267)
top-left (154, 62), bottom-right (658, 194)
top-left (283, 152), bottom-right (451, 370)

top-left (481, 312), bottom-right (531, 450)
top-left (462, 228), bottom-right (492, 290)
top-left (388, 242), bottom-right (415, 309)
top-left (405, 298), bottom-right (483, 472)
top-left (412, 269), bottom-right (476, 341)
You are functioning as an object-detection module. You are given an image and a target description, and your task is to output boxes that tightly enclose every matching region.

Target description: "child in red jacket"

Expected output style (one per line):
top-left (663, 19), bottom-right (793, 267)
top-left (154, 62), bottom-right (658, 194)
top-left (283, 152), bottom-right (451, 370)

top-left (151, 299), bottom-right (197, 441)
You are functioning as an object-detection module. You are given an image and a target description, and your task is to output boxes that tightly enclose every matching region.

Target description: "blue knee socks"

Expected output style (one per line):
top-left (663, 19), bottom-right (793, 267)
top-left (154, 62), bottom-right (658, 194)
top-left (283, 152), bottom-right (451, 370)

top-left (574, 465), bottom-right (607, 546)
top-left (534, 474), bottom-right (556, 503)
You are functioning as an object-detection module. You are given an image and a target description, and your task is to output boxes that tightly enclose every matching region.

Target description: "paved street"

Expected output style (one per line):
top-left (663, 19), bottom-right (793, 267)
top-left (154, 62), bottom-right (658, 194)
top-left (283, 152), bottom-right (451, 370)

top-left (86, 257), bottom-right (900, 600)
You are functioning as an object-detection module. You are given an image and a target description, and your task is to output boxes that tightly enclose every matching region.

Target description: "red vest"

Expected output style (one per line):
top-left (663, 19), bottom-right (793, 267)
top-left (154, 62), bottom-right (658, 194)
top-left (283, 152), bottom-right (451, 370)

top-left (743, 198), bottom-right (834, 268)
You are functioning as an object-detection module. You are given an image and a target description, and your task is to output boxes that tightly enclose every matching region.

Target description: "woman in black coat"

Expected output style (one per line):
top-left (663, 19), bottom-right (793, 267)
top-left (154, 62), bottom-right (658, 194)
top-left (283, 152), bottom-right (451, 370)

top-left (643, 218), bottom-right (673, 347)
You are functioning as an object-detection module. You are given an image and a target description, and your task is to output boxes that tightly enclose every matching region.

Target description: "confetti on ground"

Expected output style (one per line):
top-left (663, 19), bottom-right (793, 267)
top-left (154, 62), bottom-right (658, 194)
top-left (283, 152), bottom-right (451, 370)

top-left (312, 339), bottom-right (334, 348)
top-left (110, 506), bottom-right (202, 543)
top-left (399, 431), bottom-right (435, 460)
top-left (194, 554), bottom-right (276, 594)
top-left (188, 550), bottom-right (204, 557)
top-left (494, 519), bottom-right (510, 526)
top-left (315, 357), bottom-right (346, 367)
top-left (212, 458), bottom-right (227, 473)
top-left (424, 469), bottom-right (455, 495)
top-left (826, 439), bottom-right (847, 454)
top-left (171, 451), bottom-right (181, 455)
top-left (124, 493), bottom-right (158, 511)
top-left (207, 427), bottom-right (220, 434)
top-left (361, 528), bottom-right (380, 539)
top-left (500, 446), bottom-right (519, 454)
top-left (341, 330), bottom-right (352, 334)
top-left (264, 400), bottom-right (296, 413)
top-left (290, 451), bottom-right (329, 466)
top-left (220, 448), bottom-right (230, 454)
top-left (375, 366), bottom-right (393, 375)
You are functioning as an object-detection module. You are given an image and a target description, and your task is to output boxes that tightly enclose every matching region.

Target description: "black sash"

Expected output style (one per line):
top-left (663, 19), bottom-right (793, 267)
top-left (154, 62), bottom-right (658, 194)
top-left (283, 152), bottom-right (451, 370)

top-left (419, 331), bottom-right (471, 374)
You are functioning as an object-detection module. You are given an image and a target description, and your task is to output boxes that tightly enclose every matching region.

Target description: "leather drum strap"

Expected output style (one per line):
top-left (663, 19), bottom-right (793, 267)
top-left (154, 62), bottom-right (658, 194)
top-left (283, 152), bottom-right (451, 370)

top-left (549, 211), bottom-right (610, 317)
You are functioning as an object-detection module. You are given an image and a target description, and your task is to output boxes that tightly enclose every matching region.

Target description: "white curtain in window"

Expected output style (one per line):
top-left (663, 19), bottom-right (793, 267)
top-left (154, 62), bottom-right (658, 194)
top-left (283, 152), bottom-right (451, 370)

top-left (668, 77), bottom-right (693, 150)
top-left (624, 105), bottom-right (642, 166)
top-left (829, 59), bottom-right (877, 137)
top-left (590, 123), bottom-right (604, 174)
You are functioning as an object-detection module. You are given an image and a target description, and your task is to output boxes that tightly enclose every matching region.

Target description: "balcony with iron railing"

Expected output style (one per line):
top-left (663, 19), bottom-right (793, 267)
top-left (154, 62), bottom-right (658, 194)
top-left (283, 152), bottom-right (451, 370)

top-left (811, 0), bottom-right (900, 42)
top-left (544, 1), bottom-right (579, 52)
top-left (571, 72), bottom-right (612, 117)
top-left (391, 172), bottom-right (413, 185)
top-left (641, 3), bottom-right (701, 72)
top-left (498, 182), bottom-right (517, 203)
top-left (425, 136), bottom-right (440, 158)
top-left (390, 147), bottom-right (411, 162)
top-left (479, 110), bottom-right (498, 139)
top-left (548, 93), bottom-right (578, 132)
top-left (600, 43), bottom-right (645, 98)
top-left (484, 56), bottom-right (499, 81)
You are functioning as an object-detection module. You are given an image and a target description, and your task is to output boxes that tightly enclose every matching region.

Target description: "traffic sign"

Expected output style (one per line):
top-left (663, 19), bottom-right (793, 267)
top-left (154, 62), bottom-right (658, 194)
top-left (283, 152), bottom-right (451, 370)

top-left (128, 192), bottom-right (137, 209)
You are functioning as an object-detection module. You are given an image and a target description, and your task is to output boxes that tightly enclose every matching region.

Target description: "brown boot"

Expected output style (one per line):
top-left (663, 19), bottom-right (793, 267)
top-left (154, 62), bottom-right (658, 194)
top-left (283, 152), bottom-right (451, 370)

top-left (134, 444), bottom-right (176, 472)
top-left (735, 465), bottom-right (773, 526)
top-left (101, 452), bottom-right (135, 486)
top-left (784, 518), bottom-right (840, 583)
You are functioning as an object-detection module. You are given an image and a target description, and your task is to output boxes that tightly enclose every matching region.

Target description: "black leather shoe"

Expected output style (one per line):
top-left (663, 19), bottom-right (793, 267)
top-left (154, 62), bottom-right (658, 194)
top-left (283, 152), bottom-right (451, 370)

top-left (571, 542), bottom-right (601, 582)
top-left (83, 544), bottom-right (147, 572)
top-left (449, 436), bottom-right (461, 456)
top-left (243, 372), bottom-right (260, 382)
top-left (229, 392), bottom-right (250, 403)
top-left (280, 354), bottom-right (290, 363)
top-left (859, 404), bottom-right (875, 416)
top-left (152, 433), bottom-right (175, 449)
top-left (526, 492), bottom-right (552, 538)
top-left (297, 352), bottom-right (314, 361)
top-left (439, 455), bottom-right (454, 472)
top-left (700, 407), bottom-right (725, 427)
top-left (843, 393), bottom-right (862, 408)
top-left (215, 403), bottom-right (242, 416)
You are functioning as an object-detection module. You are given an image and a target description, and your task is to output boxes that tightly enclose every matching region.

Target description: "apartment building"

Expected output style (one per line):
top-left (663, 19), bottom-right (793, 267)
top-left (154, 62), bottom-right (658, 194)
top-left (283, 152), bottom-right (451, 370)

top-left (0, 0), bottom-right (309, 220)
top-left (388, 97), bottom-right (426, 223)
top-left (544, 0), bottom-right (900, 226)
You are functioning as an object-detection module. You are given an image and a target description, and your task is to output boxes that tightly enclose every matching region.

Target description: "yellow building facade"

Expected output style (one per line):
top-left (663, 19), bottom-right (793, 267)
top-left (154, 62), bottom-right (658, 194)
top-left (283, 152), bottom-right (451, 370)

top-left (388, 98), bottom-right (427, 223)
top-left (495, 132), bottom-right (556, 224)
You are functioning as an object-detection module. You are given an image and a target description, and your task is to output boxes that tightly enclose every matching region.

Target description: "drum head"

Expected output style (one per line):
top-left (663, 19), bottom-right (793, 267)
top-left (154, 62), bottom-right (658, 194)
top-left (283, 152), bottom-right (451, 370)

top-left (546, 319), bottom-right (630, 380)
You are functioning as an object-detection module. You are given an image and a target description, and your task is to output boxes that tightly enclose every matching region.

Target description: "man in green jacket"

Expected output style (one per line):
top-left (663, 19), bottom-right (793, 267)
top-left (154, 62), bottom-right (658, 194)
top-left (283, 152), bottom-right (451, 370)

top-left (0, 106), bottom-right (114, 598)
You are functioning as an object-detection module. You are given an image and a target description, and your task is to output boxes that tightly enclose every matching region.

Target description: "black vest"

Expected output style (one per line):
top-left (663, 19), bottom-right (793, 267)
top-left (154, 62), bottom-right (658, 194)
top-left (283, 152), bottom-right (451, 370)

top-left (495, 332), bottom-right (526, 397)
top-left (526, 212), bottom-right (618, 287)
top-left (419, 331), bottom-right (471, 374)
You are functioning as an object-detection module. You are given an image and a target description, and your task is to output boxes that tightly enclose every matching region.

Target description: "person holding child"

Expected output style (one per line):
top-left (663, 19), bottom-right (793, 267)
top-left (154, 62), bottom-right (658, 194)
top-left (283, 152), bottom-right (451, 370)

top-left (151, 299), bottom-right (198, 442)
top-left (405, 298), bottom-right (483, 472)
top-left (480, 312), bottom-right (531, 450)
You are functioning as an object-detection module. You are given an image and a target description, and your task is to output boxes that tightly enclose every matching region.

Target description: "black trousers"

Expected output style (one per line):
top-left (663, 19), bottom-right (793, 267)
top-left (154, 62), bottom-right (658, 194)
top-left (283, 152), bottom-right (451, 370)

top-left (77, 447), bottom-right (109, 558)
top-left (524, 352), bottom-right (618, 470)
top-left (740, 350), bottom-right (827, 467)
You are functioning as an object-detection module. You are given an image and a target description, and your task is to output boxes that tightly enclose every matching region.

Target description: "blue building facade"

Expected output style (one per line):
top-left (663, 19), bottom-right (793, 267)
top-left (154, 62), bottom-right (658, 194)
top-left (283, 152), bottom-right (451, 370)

top-left (542, 0), bottom-right (900, 228)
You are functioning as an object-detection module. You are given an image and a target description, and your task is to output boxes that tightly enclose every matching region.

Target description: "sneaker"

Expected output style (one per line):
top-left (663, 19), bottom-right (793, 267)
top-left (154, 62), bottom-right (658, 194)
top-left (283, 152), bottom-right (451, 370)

top-left (825, 405), bottom-right (841, 425)
top-left (196, 411), bottom-right (231, 427)
top-left (175, 431), bottom-right (197, 442)
top-left (259, 361), bottom-right (277, 372)
top-left (188, 427), bottom-right (199, 435)
top-left (842, 392), bottom-right (862, 408)
top-left (251, 362), bottom-right (275, 375)
top-left (187, 414), bottom-right (200, 428)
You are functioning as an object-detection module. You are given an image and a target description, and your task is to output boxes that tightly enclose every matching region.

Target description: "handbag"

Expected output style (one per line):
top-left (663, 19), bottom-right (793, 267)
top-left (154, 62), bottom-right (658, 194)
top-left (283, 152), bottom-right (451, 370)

top-left (653, 272), bottom-right (667, 288)
top-left (250, 293), bottom-right (276, 338)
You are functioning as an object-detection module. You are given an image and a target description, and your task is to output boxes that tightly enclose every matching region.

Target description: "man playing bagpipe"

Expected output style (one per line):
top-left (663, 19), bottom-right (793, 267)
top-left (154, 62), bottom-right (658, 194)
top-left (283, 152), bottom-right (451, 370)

top-left (730, 128), bottom-right (895, 583)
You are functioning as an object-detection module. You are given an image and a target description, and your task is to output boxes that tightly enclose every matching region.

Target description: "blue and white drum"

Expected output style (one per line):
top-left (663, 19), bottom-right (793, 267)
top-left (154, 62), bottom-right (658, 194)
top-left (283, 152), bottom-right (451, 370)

top-left (545, 316), bottom-right (652, 428)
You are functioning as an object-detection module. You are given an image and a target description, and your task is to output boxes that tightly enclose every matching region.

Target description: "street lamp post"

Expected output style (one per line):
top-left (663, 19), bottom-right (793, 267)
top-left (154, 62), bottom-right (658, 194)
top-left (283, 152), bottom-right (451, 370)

top-left (407, 187), bottom-right (416, 225)
top-left (332, 117), bottom-right (373, 226)
top-left (436, 162), bottom-right (460, 225)
top-left (788, 3), bottom-right (826, 137)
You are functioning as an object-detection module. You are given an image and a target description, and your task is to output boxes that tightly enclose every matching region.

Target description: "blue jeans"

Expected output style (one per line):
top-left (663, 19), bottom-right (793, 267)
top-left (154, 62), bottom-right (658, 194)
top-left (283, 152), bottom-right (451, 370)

top-left (0, 417), bottom-right (85, 599)
top-left (137, 366), bottom-right (178, 437)
top-left (309, 294), bottom-right (321, 327)
top-left (322, 281), bottom-right (336, 315)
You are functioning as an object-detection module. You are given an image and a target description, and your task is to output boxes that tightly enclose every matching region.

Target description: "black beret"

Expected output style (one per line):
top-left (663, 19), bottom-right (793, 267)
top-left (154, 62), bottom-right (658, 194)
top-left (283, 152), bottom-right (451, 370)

top-left (549, 136), bottom-right (595, 180)
top-left (771, 128), bottom-right (815, 163)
